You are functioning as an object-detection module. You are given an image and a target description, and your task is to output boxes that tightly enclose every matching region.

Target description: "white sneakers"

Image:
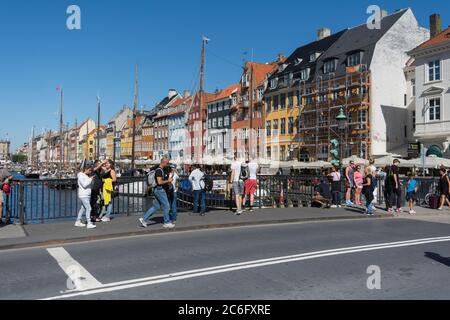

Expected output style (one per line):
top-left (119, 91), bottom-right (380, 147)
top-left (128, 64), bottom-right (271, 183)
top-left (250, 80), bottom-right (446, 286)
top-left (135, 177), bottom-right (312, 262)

top-left (163, 223), bottom-right (175, 229)
top-left (409, 210), bottom-right (416, 215)
top-left (75, 221), bottom-right (86, 227)
top-left (139, 218), bottom-right (148, 228)
top-left (101, 216), bottom-right (111, 222)
top-left (75, 221), bottom-right (96, 229)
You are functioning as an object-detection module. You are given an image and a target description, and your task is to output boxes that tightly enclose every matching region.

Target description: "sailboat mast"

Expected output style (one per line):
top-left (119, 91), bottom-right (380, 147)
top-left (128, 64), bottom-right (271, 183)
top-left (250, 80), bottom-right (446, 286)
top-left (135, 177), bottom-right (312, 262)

top-left (96, 93), bottom-right (101, 159)
top-left (131, 64), bottom-right (139, 173)
top-left (59, 88), bottom-right (64, 174)
top-left (199, 37), bottom-right (207, 161)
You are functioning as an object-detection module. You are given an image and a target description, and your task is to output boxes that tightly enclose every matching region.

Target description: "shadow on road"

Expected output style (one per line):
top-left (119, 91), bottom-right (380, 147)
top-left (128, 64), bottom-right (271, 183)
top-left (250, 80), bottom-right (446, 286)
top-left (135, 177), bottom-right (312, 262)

top-left (425, 252), bottom-right (450, 267)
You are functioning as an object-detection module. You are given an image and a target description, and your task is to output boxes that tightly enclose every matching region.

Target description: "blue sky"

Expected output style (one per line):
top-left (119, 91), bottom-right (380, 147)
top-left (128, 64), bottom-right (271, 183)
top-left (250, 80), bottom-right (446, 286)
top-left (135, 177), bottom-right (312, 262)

top-left (1, 0), bottom-right (450, 150)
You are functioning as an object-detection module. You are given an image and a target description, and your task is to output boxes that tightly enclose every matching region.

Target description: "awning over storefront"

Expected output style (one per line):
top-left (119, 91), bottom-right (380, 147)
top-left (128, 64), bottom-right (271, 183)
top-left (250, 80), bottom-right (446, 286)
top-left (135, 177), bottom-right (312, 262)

top-left (426, 145), bottom-right (443, 158)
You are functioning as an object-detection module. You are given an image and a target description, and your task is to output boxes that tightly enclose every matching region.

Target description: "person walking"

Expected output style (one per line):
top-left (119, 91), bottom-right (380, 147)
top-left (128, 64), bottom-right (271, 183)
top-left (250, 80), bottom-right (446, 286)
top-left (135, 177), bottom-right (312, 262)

top-left (438, 168), bottom-right (450, 211)
top-left (362, 167), bottom-right (375, 215)
top-left (189, 165), bottom-right (206, 216)
top-left (354, 165), bottom-right (364, 206)
top-left (76, 164), bottom-right (96, 229)
top-left (139, 158), bottom-right (174, 229)
top-left (169, 165), bottom-right (180, 224)
top-left (345, 161), bottom-right (355, 206)
top-left (243, 158), bottom-right (259, 212)
top-left (100, 160), bottom-right (117, 222)
top-left (0, 174), bottom-right (13, 225)
top-left (369, 159), bottom-right (378, 211)
top-left (406, 172), bottom-right (418, 214)
top-left (90, 160), bottom-right (104, 223)
top-left (231, 155), bottom-right (244, 215)
top-left (329, 166), bottom-right (342, 208)
top-left (389, 159), bottom-right (403, 214)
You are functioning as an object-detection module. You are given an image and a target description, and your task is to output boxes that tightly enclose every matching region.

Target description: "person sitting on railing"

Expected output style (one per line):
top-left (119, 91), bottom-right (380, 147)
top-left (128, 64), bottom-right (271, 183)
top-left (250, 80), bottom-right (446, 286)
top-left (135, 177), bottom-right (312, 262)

top-left (311, 179), bottom-right (332, 209)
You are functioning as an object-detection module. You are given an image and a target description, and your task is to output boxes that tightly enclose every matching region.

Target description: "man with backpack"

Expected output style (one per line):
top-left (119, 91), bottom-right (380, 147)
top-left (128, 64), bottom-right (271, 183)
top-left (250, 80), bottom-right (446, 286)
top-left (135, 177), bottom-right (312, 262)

top-left (243, 159), bottom-right (258, 212)
top-left (139, 158), bottom-right (175, 229)
top-left (189, 164), bottom-right (207, 216)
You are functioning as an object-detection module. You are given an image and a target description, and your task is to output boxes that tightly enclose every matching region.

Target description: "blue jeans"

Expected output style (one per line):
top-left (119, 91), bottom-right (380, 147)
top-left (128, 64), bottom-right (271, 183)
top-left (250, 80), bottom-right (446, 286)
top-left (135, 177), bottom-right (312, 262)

top-left (171, 192), bottom-right (177, 222)
top-left (143, 187), bottom-right (170, 224)
top-left (77, 197), bottom-right (92, 222)
top-left (193, 190), bottom-right (206, 214)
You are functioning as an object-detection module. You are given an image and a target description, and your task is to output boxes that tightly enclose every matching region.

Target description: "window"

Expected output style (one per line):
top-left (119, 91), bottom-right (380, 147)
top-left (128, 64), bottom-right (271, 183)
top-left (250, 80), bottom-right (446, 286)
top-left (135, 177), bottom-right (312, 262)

top-left (270, 78), bottom-right (278, 89)
top-left (258, 88), bottom-right (264, 100)
top-left (266, 121), bottom-right (271, 137)
top-left (280, 118), bottom-right (286, 135)
top-left (280, 94), bottom-right (286, 109)
top-left (357, 110), bottom-right (367, 129)
top-left (299, 68), bottom-right (310, 81)
top-left (224, 101), bottom-right (230, 110)
top-left (218, 102), bottom-right (223, 112)
top-left (212, 118), bottom-right (217, 128)
top-left (309, 52), bottom-right (318, 62)
top-left (429, 98), bottom-right (441, 121)
top-left (323, 59), bottom-right (337, 74)
top-left (288, 117), bottom-right (294, 134)
top-left (208, 119), bottom-right (211, 129)
top-left (428, 60), bottom-right (441, 82)
top-left (288, 92), bottom-right (294, 108)
top-left (280, 146), bottom-right (286, 161)
top-left (273, 119), bottom-right (279, 136)
top-left (273, 95), bottom-right (279, 111)
top-left (218, 117), bottom-right (223, 127)
top-left (266, 147), bottom-right (271, 159)
top-left (297, 115), bottom-right (302, 131)
top-left (412, 79), bottom-right (416, 97)
top-left (224, 116), bottom-right (230, 127)
top-left (347, 51), bottom-right (363, 66)
top-left (265, 97), bottom-right (272, 112)
top-left (273, 146), bottom-right (278, 161)
top-left (412, 111), bottom-right (416, 130)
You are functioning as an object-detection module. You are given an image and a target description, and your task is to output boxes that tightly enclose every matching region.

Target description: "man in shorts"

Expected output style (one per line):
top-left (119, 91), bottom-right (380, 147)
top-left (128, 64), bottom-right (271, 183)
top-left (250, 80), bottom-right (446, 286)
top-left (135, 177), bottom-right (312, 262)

top-left (230, 155), bottom-right (244, 215)
top-left (243, 158), bottom-right (259, 212)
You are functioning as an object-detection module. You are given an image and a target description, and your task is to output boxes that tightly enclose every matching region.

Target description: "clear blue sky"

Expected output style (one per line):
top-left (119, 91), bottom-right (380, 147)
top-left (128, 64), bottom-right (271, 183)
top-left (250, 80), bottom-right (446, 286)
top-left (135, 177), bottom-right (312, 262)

top-left (1, 0), bottom-right (449, 151)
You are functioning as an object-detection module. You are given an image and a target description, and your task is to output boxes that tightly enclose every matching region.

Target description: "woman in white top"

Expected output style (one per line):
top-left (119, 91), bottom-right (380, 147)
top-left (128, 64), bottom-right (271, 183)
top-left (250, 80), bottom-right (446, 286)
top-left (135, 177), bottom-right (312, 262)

top-left (76, 164), bottom-right (96, 229)
top-left (329, 166), bottom-right (342, 208)
top-left (169, 166), bottom-right (180, 223)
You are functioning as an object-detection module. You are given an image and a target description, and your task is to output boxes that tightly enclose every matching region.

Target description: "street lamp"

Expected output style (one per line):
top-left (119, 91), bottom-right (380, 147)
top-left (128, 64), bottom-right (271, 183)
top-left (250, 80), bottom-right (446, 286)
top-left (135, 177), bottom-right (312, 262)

top-left (336, 108), bottom-right (347, 168)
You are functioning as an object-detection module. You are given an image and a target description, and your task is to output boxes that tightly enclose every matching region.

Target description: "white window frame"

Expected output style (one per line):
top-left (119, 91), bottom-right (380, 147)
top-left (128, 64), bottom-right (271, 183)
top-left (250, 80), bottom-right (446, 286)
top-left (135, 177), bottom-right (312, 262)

top-left (427, 96), bottom-right (442, 122)
top-left (427, 60), bottom-right (441, 83)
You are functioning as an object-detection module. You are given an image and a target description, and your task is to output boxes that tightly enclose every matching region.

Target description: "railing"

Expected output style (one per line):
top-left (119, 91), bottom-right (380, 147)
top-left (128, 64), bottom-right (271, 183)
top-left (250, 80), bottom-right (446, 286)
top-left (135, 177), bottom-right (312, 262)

top-left (4, 176), bottom-right (150, 224)
top-left (3, 175), bottom-right (441, 224)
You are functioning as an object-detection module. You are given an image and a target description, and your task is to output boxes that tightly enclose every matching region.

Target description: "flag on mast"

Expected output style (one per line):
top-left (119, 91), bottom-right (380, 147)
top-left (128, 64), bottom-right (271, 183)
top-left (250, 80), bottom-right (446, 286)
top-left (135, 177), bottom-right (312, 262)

top-left (202, 36), bottom-right (211, 44)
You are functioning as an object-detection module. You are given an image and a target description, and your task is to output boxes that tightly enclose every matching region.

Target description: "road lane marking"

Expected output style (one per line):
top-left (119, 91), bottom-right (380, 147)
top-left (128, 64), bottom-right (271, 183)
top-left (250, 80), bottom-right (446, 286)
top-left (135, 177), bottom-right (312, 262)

top-left (41, 235), bottom-right (450, 300)
top-left (47, 247), bottom-right (103, 292)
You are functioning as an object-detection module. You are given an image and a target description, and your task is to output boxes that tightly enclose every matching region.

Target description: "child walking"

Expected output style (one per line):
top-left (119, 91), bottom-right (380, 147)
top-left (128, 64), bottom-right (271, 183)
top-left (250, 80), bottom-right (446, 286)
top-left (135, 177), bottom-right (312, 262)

top-left (406, 173), bottom-right (418, 215)
top-left (76, 164), bottom-right (96, 229)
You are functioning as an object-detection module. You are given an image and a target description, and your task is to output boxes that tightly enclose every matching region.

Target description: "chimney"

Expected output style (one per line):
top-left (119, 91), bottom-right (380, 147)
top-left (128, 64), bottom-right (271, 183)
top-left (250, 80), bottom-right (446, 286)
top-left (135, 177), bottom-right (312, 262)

top-left (183, 90), bottom-right (191, 98)
top-left (317, 28), bottom-right (331, 41)
top-left (430, 13), bottom-right (442, 38)
top-left (277, 54), bottom-right (286, 62)
top-left (168, 89), bottom-right (177, 99)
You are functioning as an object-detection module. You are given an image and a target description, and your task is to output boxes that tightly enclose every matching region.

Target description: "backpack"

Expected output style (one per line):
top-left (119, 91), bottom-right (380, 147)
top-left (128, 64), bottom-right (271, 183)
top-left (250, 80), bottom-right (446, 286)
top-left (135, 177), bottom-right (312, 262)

top-left (202, 175), bottom-right (214, 192)
top-left (147, 168), bottom-right (162, 188)
top-left (240, 165), bottom-right (250, 181)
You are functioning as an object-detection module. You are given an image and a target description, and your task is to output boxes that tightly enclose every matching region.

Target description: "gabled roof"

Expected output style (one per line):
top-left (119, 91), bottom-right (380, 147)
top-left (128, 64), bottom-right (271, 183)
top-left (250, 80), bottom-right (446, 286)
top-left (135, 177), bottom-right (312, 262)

top-left (247, 61), bottom-right (281, 87)
top-left (209, 83), bottom-right (240, 103)
top-left (318, 9), bottom-right (408, 78)
top-left (411, 26), bottom-right (450, 51)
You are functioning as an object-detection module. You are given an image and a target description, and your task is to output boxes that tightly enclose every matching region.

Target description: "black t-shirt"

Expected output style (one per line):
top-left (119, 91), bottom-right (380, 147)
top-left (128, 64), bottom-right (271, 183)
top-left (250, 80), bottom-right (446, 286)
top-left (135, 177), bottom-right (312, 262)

top-left (92, 169), bottom-right (103, 191)
top-left (155, 167), bottom-right (170, 190)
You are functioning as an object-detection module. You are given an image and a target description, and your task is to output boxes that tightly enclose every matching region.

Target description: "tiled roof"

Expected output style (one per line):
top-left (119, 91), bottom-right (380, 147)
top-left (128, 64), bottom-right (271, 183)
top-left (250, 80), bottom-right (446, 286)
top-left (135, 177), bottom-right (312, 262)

top-left (247, 61), bottom-right (281, 86)
top-left (209, 83), bottom-right (240, 102)
top-left (414, 26), bottom-right (450, 50)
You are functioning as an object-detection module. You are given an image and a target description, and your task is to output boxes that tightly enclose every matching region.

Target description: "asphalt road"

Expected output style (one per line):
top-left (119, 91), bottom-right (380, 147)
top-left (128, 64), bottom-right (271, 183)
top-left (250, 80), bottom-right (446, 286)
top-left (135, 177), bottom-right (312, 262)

top-left (1, 218), bottom-right (450, 300)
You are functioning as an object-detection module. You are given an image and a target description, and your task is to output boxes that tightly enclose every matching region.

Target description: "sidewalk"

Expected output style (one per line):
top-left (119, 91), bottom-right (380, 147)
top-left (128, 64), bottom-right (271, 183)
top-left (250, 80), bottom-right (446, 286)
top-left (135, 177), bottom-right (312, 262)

top-left (0, 205), bottom-right (447, 251)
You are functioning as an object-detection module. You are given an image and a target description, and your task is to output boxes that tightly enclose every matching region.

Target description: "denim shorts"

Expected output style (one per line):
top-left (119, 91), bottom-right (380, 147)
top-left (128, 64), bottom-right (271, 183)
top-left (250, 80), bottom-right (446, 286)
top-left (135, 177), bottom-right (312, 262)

top-left (406, 191), bottom-right (416, 201)
top-left (233, 181), bottom-right (245, 196)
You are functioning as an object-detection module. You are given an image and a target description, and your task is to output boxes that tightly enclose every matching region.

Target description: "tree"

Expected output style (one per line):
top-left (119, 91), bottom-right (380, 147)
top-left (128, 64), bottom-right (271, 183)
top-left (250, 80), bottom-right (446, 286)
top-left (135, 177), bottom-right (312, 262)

top-left (12, 154), bottom-right (27, 164)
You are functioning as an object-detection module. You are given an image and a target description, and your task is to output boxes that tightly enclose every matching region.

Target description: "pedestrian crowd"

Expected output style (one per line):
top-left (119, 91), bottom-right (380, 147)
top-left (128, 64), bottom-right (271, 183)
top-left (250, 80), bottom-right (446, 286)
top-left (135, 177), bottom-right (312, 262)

top-left (71, 156), bottom-right (450, 230)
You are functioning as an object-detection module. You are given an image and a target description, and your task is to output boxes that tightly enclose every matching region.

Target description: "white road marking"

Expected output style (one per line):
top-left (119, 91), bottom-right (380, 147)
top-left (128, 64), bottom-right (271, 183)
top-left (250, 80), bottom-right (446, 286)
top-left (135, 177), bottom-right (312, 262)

top-left (47, 247), bottom-right (103, 292)
top-left (41, 235), bottom-right (450, 300)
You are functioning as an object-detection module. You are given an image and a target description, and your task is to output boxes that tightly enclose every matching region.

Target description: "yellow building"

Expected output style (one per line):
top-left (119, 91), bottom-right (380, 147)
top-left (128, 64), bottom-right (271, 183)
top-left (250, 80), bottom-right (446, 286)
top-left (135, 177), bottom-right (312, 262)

top-left (264, 90), bottom-right (301, 161)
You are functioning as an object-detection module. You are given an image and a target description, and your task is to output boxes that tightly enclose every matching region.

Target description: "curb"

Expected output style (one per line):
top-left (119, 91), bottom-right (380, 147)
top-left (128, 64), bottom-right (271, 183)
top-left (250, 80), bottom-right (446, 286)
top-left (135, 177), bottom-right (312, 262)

top-left (0, 214), bottom-right (391, 252)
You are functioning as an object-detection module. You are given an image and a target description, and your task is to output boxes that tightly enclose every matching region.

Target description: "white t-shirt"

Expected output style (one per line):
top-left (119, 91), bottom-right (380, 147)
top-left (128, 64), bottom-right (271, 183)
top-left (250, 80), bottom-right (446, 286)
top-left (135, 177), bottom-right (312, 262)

top-left (189, 169), bottom-right (205, 191)
top-left (231, 161), bottom-right (242, 182)
top-left (171, 172), bottom-right (179, 191)
top-left (248, 162), bottom-right (258, 180)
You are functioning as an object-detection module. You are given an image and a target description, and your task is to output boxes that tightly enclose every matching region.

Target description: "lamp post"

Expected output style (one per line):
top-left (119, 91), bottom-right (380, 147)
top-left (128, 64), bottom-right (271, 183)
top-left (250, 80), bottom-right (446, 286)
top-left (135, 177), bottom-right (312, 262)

top-left (336, 108), bottom-right (347, 169)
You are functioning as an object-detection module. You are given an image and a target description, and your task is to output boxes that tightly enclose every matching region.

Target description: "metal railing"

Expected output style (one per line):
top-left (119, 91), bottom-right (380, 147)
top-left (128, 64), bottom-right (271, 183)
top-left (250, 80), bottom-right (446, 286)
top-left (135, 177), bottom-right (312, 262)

top-left (5, 176), bottom-right (150, 224)
top-left (4, 175), bottom-right (441, 224)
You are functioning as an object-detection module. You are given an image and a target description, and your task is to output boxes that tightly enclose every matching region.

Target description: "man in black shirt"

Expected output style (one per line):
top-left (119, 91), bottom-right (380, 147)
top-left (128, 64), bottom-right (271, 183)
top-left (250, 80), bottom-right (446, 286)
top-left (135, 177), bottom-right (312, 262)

top-left (389, 159), bottom-right (403, 214)
top-left (90, 160), bottom-right (104, 222)
top-left (139, 158), bottom-right (174, 229)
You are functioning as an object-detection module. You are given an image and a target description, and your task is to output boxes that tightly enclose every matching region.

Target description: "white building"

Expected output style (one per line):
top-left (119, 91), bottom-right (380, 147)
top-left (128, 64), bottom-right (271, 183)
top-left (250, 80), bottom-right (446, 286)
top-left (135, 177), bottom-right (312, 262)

top-left (408, 16), bottom-right (450, 158)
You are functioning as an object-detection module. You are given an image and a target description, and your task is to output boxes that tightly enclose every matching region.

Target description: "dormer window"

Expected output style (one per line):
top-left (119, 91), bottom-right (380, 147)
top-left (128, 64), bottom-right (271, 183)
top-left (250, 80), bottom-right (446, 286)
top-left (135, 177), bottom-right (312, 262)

top-left (347, 51), bottom-right (364, 67)
top-left (323, 59), bottom-right (338, 74)
top-left (309, 52), bottom-right (321, 62)
top-left (278, 63), bottom-right (288, 73)
top-left (294, 58), bottom-right (303, 66)
top-left (299, 68), bottom-right (310, 81)
top-left (270, 78), bottom-right (278, 89)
